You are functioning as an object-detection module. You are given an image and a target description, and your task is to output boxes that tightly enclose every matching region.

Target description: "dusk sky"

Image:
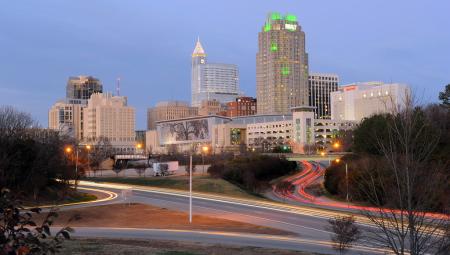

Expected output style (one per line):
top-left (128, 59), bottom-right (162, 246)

top-left (1, 0), bottom-right (449, 129)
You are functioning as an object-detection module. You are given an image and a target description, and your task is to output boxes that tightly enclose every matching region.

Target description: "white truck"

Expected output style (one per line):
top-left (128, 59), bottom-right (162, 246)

top-left (152, 161), bottom-right (178, 176)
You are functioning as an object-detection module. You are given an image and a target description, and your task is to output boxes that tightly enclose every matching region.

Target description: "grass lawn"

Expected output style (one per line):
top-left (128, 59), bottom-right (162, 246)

top-left (61, 238), bottom-right (320, 255)
top-left (46, 203), bottom-right (292, 236)
top-left (24, 191), bottom-right (97, 207)
top-left (84, 175), bottom-right (261, 200)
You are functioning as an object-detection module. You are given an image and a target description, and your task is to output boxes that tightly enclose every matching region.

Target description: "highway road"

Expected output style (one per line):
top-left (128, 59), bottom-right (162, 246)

top-left (70, 227), bottom-right (386, 255)
top-left (75, 181), bottom-right (387, 254)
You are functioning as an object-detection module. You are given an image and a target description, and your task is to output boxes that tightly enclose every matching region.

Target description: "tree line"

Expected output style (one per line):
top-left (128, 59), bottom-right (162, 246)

top-left (0, 106), bottom-right (76, 201)
top-left (324, 86), bottom-right (450, 255)
top-left (325, 103), bottom-right (449, 212)
top-left (207, 154), bottom-right (298, 193)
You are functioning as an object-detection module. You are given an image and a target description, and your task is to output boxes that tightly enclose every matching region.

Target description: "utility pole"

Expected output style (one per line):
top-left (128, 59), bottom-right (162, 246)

top-left (75, 147), bottom-right (79, 190)
top-left (189, 154), bottom-right (192, 223)
top-left (345, 163), bottom-right (349, 207)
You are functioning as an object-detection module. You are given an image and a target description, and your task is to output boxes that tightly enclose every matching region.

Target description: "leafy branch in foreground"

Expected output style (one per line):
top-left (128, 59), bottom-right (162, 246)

top-left (0, 188), bottom-right (79, 254)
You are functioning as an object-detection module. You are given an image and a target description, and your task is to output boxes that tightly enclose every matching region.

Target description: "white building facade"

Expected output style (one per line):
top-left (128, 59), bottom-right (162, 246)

top-left (331, 82), bottom-right (410, 122)
top-left (48, 100), bottom-right (84, 140)
top-left (149, 108), bottom-right (355, 154)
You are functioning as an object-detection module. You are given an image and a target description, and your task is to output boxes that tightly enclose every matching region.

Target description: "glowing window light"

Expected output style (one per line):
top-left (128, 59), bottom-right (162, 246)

top-left (285, 23), bottom-right (297, 31)
top-left (281, 66), bottom-right (290, 75)
top-left (270, 42), bottom-right (278, 52)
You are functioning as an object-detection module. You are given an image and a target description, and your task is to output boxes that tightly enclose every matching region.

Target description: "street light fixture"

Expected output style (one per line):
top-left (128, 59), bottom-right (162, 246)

top-left (333, 142), bottom-right (340, 149)
top-left (86, 145), bottom-right (92, 176)
top-left (202, 146), bottom-right (209, 174)
top-left (335, 158), bottom-right (349, 207)
top-left (320, 151), bottom-right (331, 165)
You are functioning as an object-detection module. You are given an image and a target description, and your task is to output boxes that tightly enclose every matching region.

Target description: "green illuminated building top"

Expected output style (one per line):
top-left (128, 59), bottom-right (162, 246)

top-left (285, 14), bottom-right (297, 22)
top-left (264, 13), bottom-right (299, 32)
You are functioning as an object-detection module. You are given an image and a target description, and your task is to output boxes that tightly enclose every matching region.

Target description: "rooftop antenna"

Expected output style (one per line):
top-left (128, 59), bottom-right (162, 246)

top-left (116, 77), bottom-right (121, 96)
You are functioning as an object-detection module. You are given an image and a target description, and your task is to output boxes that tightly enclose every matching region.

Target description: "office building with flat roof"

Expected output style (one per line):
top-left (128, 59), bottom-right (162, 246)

top-left (84, 93), bottom-right (136, 152)
top-left (226, 97), bottom-right (257, 117)
top-left (66, 76), bottom-right (103, 102)
top-left (309, 73), bottom-right (339, 119)
top-left (147, 101), bottom-right (198, 130)
top-left (331, 82), bottom-right (410, 121)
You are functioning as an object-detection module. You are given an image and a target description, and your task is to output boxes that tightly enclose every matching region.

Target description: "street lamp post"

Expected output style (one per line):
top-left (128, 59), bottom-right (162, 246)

top-left (65, 144), bottom-right (93, 187)
top-left (75, 148), bottom-right (78, 180)
top-left (335, 158), bottom-right (349, 207)
top-left (201, 146), bottom-right (208, 175)
top-left (86, 145), bottom-right (91, 177)
top-left (345, 163), bottom-right (349, 206)
top-left (189, 154), bottom-right (192, 223)
top-left (65, 145), bottom-right (79, 190)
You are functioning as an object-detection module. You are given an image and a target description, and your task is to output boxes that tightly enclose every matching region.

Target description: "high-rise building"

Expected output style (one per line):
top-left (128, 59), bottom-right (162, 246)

top-left (226, 97), bottom-right (257, 117)
top-left (48, 100), bottom-right (84, 140)
top-left (191, 38), bottom-right (240, 107)
top-left (256, 12), bottom-right (309, 115)
top-left (84, 93), bottom-right (135, 152)
top-left (49, 75), bottom-right (103, 140)
top-left (66, 76), bottom-right (103, 103)
top-left (147, 101), bottom-right (198, 130)
top-left (331, 82), bottom-right (410, 122)
top-left (308, 73), bottom-right (339, 119)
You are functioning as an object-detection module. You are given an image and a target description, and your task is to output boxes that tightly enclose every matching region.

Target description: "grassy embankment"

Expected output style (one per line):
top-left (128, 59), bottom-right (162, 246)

top-left (84, 175), bottom-right (261, 200)
top-left (24, 191), bottom-right (97, 207)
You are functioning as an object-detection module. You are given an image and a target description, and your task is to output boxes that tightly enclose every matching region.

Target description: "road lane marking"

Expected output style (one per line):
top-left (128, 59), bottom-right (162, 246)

top-left (132, 191), bottom-right (332, 235)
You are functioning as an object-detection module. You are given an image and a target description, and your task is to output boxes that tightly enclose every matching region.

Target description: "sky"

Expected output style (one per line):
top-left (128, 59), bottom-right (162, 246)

top-left (1, 0), bottom-right (449, 129)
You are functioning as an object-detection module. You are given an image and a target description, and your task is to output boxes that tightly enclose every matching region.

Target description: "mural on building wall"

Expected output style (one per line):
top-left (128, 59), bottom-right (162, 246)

top-left (159, 119), bottom-right (210, 144)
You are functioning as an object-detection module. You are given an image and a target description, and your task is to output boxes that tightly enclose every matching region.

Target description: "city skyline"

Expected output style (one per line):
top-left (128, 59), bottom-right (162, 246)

top-left (1, 0), bottom-right (449, 129)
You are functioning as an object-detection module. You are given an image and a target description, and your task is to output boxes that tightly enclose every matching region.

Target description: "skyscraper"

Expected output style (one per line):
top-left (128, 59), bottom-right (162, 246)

top-left (256, 12), bottom-right (309, 115)
top-left (66, 76), bottom-right (103, 103)
top-left (309, 73), bottom-right (339, 119)
top-left (49, 75), bottom-right (103, 140)
top-left (191, 38), bottom-right (240, 107)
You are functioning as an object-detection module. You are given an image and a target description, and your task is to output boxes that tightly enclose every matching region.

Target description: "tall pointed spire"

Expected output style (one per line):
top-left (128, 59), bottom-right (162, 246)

top-left (192, 37), bottom-right (206, 57)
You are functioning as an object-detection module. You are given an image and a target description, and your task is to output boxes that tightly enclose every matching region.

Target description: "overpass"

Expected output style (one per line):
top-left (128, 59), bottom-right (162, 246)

top-left (263, 153), bottom-right (346, 163)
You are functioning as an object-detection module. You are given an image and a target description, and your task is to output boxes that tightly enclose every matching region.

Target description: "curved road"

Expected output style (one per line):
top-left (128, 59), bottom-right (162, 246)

top-left (73, 181), bottom-right (386, 255)
top-left (272, 161), bottom-right (448, 220)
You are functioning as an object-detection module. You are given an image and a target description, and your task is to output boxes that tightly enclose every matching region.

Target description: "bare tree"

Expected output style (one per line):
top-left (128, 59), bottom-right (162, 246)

top-left (0, 106), bottom-right (74, 201)
top-left (0, 106), bottom-right (36, 137)
top-left (327, 215), bottom-right (361, 254)
top-left (88, 137), bottom-right (114, 176)
top-left (357, 95), bottom-right (450, 255)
